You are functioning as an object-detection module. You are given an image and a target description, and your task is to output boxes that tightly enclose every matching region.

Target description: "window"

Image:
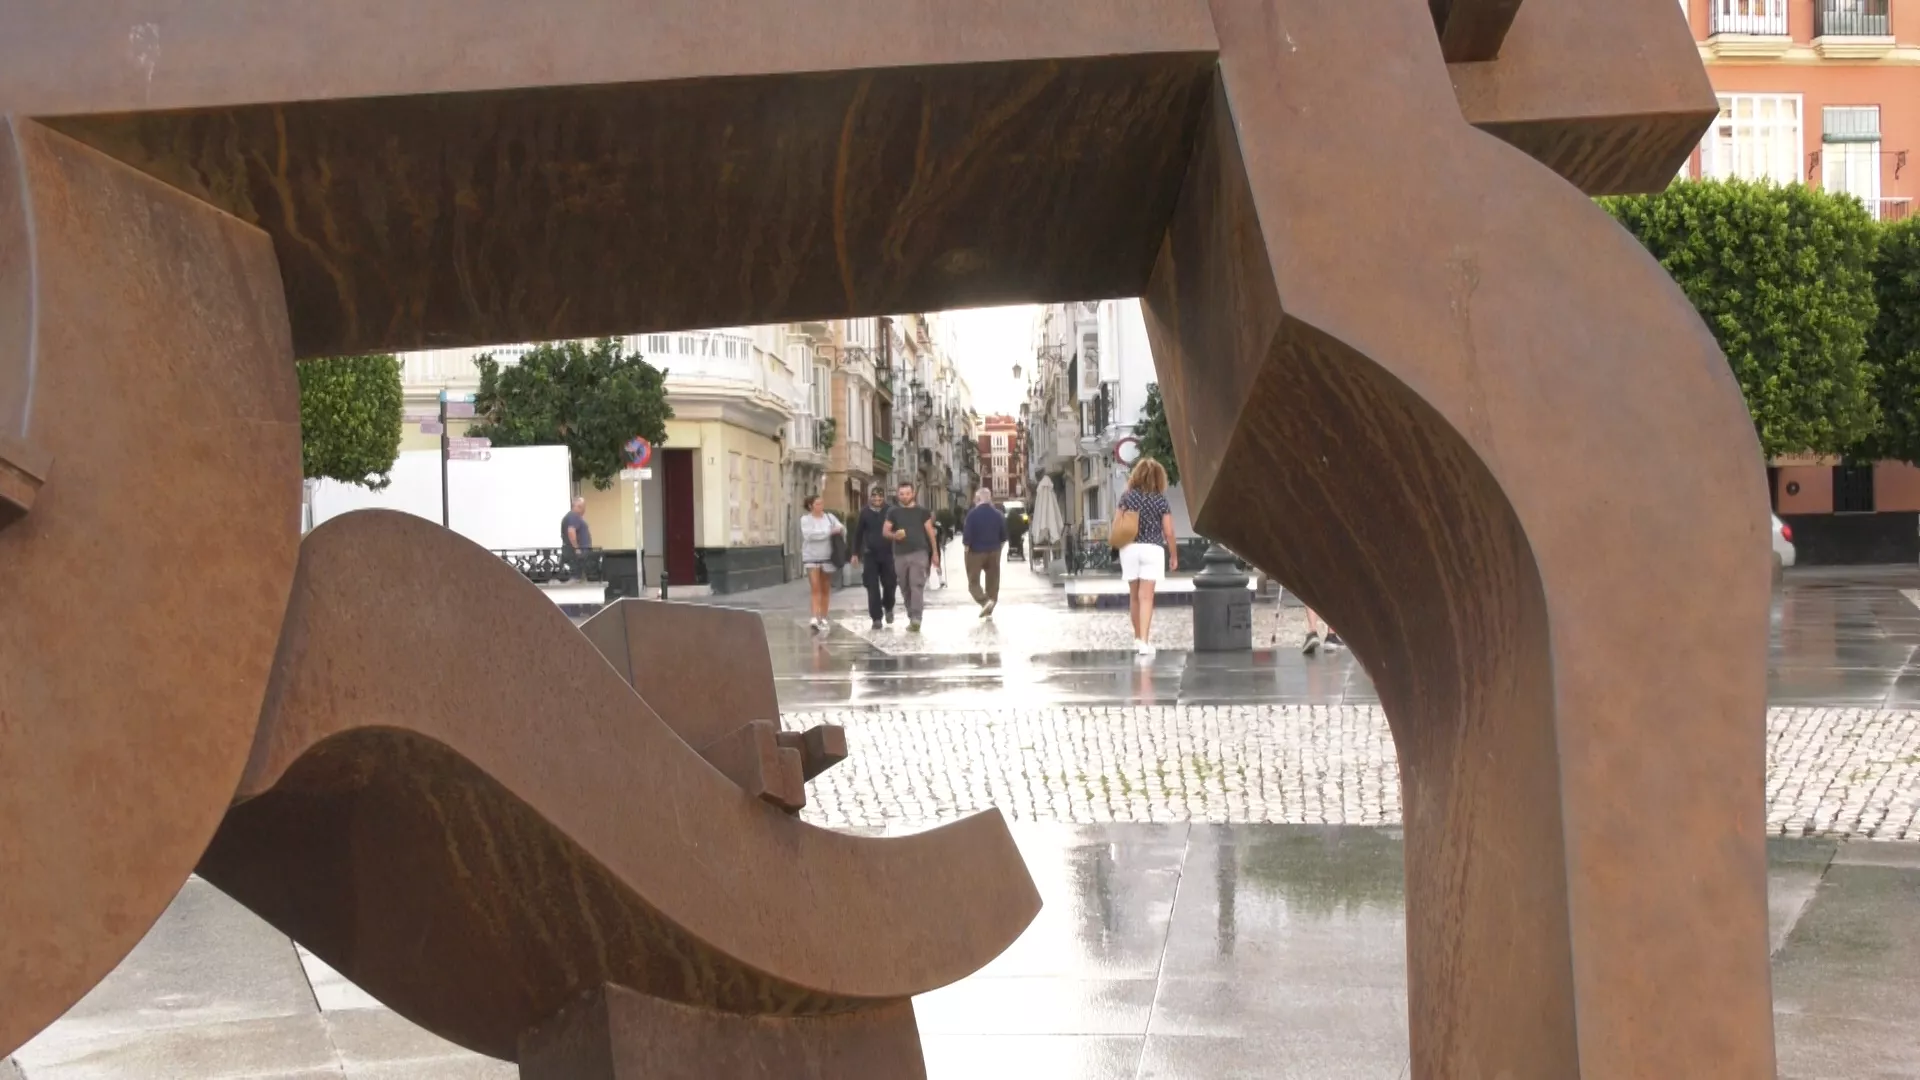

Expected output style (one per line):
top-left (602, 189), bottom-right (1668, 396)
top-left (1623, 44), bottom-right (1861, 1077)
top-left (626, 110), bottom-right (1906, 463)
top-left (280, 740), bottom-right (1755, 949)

top-left (645, 334), bottom-right (671, 355)
top-left (1700, 94), bottom-right (1802, 186)
top-left (1823, 106), bottom-right (1882, 216)
top-left (813, 365), bottom-right (831, 420)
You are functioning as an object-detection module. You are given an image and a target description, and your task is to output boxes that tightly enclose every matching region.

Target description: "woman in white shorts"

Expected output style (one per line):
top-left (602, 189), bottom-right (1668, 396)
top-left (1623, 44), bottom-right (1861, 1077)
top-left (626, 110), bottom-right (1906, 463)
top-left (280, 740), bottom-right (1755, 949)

top-left (797, 494), bottom-right (843, 632)
top-left (1116, 458), bottom-right (1178, 657)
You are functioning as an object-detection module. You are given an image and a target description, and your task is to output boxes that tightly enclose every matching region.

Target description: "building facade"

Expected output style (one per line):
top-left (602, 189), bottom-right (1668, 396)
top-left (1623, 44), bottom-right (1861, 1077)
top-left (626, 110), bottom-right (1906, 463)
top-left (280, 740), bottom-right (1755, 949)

top-left (979, 415), bottom-right (1026, 504)
top-left (819, 317), bottom-right (882, 517)
top-left (396, 314), bottom-right (974, 592)
top-left (885, 313), bottom-right (978, 511)
top-left (1023, 300), bottom-right (1193, 543)
top-left (1684, 0), bottom-right (1920, 561)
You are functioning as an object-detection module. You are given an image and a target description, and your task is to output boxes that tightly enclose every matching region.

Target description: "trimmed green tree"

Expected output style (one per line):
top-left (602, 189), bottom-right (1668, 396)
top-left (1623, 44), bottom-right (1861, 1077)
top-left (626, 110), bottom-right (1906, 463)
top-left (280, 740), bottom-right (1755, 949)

top-left (470, 339), bottom-right (672, 490)
top-left (1857, 215), bottom-right (1920, 464)
top-left (1134, 382), bottom-right (1181, 486)
top-left (1601, 179), bottom-right (1880, 458)
top-left (296, 353), bottom-right (403, 490)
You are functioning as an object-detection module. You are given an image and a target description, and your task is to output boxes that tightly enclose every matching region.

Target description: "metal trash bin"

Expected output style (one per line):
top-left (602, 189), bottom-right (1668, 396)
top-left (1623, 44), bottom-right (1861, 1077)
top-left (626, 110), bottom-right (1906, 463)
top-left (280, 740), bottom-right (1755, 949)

top-left (600, 550), bottom-right (642, 602)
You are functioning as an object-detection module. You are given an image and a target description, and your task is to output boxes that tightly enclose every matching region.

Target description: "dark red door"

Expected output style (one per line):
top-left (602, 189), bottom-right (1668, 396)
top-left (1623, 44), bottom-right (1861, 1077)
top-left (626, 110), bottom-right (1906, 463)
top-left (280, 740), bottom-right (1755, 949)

top-left (662, 449), bottom-right (697, 586)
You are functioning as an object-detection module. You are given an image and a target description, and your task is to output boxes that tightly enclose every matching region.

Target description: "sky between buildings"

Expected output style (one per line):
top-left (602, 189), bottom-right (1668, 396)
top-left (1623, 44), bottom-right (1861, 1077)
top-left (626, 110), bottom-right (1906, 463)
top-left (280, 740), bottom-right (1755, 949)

top-left (940, 304), bottom-right (1038, 416)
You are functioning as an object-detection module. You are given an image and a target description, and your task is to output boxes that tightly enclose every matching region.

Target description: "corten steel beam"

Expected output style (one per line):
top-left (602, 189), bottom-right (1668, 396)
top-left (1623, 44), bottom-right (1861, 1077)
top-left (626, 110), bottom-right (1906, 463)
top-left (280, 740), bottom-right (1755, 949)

top-left (0, 1), bottom-right (1769, 1077)
top-left (0, 115), bottom-right (304, 1058)
top-left (0, 0), bottom-right (1705, 360)
top-left (1144, 1), bottom-right (1772, 1076)
top-left (1430, 0), bottom-right (1527, 62)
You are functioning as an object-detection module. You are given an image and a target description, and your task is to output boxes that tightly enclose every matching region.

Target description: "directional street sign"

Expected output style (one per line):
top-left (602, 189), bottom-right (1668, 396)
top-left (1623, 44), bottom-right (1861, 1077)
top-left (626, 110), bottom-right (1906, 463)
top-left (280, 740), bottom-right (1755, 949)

top-left (620, 468), bottom-right (653, 481)
top-left (447, 450), bottom-right (491, 462)
top-left (448, 436), bottom-right (490, 450)
top-left (419, 421), bottom-right (444, 435)
top-left (443, 402), bottom-right (476, 419)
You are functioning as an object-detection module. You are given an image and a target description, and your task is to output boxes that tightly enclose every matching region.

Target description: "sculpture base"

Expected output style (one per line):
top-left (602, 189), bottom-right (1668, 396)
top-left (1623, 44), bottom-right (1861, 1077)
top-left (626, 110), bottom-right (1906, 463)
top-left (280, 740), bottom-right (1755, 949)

top-left (519, 985), bottom-right (925, 1080)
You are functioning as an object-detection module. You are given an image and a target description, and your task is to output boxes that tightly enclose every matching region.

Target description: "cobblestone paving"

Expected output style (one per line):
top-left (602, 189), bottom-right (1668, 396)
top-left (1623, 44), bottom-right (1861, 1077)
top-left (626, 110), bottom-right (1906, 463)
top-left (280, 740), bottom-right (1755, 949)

top-left (789, 705), bottom-right (1920, 840)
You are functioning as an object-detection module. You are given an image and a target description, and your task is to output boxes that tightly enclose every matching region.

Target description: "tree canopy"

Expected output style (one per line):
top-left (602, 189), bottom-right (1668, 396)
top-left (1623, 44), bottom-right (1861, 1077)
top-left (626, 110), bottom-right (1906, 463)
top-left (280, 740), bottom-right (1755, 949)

top-left (296, 353), bottom-right (403, 490)
top-left (1601, 179), bottom-right (1881, 458)
top-left (1133, 382), bottom-right (1181, 487)
top-left (470, 339), bottom-right (673, 490)
top-left (1857, 216), bottom-right (1920, 465)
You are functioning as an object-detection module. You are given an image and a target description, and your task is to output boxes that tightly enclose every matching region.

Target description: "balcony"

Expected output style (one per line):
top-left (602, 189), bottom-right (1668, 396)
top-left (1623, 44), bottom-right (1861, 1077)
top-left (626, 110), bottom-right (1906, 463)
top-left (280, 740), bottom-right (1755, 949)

top-left (874, 439), bottom-right (893, 468)
top-left (1875, 197), bottom-right (1914, 223)
top-left (1708, 0), bottom-right (1791, 57)
top-left (1815, 0), bottom-right (1894, 57)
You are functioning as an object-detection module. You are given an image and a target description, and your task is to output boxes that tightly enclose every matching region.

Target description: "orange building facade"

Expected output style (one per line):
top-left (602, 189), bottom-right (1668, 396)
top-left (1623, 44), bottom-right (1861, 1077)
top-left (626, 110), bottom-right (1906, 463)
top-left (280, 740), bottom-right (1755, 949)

top-left (1683, 0), bottom-right (1920, 561)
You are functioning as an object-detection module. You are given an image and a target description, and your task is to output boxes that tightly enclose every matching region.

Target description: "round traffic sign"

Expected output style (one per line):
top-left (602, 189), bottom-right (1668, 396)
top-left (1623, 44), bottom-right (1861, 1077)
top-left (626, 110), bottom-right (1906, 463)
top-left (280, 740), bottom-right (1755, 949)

top-left (1113, 436), bottom-right (1142, 466)
top-left (624, 436), bottom-right (653, 468)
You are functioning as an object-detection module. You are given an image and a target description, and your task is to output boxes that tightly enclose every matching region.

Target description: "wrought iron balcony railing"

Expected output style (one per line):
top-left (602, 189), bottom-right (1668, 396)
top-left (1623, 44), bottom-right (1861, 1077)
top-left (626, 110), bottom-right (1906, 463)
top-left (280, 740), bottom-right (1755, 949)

top-left (1712, 0), bottom-right (1788, 35)
top-left (1816, 0), bottom-right (1890, 36)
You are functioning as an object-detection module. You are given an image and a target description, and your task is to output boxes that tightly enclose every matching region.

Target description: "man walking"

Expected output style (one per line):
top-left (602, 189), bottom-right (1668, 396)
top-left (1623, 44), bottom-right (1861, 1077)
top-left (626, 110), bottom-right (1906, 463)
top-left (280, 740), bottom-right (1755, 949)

top-left (962, 488), bottom-right (1007, 618)
top-left (849, 486), bottom-right (897, 630)
top-left (560, 496), bottom-right (592, 580)
top-left (884, 481), bottom-right (938, 632)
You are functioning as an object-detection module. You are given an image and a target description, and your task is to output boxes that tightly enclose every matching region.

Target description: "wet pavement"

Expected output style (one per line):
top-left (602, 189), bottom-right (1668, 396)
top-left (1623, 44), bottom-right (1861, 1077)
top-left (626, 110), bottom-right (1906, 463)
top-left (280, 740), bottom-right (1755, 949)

top-left (758, 563), bottom-right (1920, 712)
top-left (15, 827), bottom-right (1918, 1079)
top-left (12, 566), bottom-right (1919, 1077)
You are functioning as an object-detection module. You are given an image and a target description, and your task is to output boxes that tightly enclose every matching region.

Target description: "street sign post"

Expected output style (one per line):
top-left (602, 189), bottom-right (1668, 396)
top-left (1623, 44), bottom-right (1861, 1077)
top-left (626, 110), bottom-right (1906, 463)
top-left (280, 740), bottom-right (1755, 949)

top-left (624, 437), bottom-right (654, 584)
top-left (438, 391), bottom-right (478, 527)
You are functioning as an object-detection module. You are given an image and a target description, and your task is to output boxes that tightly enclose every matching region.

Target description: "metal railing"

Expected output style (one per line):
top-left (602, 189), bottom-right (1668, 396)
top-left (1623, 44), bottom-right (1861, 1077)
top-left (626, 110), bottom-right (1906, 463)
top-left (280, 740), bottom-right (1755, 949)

top-left (1876, 197), bottom-right (1914, 223)
top-left (1712, 0), bottom-right (1788, 35)
top-left (493, 547), bottom-right (605, 584)
top-left (874, 438), bottom-right (893, 467)
top-left (1815, 0), bottom-right (1890, 36)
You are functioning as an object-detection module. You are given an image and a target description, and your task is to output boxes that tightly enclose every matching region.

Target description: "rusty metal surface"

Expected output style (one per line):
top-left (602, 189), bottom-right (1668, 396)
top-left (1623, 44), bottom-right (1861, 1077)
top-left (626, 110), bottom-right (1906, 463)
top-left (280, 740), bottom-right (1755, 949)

top-left (1452, 0), bottom-right (1716, 194)
top-left (581, 600), bottom-right (799, 752)
top-left (0, 117), bottom-right (302, 1057)
top-left (0, 2), bottom-right (1710, 357)
top-left (1430, 0), bottom-right (1527, 63)
top-left (199, 510), bottom-right (1039, 1062)
top-left (1144, 1), bottom-right (1771, 1075)
top-left (0, 1), bottom-right (1769, 1076)
top-left (520, 985), bottom-right (925, 1080)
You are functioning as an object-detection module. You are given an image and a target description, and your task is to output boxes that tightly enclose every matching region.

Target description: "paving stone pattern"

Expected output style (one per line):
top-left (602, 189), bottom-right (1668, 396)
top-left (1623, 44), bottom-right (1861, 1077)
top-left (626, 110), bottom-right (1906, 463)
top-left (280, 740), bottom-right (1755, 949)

top-left (790, 705), bottom-right (1920, 840)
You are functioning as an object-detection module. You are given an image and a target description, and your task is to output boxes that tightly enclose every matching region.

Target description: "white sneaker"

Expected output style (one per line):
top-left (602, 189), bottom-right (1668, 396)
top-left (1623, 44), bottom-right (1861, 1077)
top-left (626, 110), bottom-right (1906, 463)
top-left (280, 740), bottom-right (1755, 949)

top-left (1135, 640), bottom-right (1156, 656)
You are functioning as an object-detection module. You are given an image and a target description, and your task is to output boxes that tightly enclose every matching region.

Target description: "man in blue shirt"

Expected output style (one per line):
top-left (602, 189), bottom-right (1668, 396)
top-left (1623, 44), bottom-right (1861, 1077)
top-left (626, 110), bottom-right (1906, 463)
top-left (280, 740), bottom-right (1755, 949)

top-left (962, 488), bottom-right (1008, 618)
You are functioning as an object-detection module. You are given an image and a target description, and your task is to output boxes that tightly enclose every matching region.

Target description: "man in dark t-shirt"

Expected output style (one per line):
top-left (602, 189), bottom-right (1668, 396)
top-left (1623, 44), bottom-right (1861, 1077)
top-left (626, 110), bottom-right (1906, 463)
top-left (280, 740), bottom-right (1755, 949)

top-left (884, 482), bottom-right (938, 632)
top-left (850, 486), bottom-right (897, 629)
top-left (561, 497), bottom-right (592, 580)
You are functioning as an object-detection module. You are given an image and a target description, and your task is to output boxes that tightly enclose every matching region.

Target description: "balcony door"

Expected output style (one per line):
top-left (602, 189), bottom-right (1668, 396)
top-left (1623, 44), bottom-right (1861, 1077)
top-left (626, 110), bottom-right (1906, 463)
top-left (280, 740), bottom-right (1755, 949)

top-left (1823, 106), bottom-right (1883, 218)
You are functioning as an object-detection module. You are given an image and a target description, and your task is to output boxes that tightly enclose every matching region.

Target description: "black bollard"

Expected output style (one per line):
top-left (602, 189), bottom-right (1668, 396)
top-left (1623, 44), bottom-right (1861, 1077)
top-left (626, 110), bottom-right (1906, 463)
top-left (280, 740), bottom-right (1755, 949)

top-left (1191, 543), bottom-right (1253, 652)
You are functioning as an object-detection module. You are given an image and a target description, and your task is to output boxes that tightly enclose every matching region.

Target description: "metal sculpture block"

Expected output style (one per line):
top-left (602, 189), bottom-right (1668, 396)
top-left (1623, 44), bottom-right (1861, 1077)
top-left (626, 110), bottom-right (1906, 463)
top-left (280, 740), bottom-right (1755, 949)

top-left (0, 1), bottom-right (1773, 1076)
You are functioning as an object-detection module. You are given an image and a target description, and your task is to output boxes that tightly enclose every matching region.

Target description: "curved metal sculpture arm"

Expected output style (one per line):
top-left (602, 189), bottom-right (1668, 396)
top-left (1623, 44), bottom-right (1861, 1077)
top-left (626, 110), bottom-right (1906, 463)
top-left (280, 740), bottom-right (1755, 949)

top-left (1142, 1), bottom-right (1770, 1075)
top-left (201, 509), bottom-right (1039, 1061)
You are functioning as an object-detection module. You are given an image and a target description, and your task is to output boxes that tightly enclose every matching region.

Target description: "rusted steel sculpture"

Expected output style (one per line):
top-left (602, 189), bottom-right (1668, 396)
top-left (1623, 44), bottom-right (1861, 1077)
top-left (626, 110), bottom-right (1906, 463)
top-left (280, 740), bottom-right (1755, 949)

top-left (0, 1), bottom-right (1775, 1077)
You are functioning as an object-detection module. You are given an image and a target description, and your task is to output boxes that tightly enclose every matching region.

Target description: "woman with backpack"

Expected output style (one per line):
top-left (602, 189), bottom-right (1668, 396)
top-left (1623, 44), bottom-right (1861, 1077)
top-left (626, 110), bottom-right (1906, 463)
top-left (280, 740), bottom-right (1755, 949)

top-left (797, 494), bottom-right (845, 632)
top-left (1112, 458), bottom-right (1178, 657)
